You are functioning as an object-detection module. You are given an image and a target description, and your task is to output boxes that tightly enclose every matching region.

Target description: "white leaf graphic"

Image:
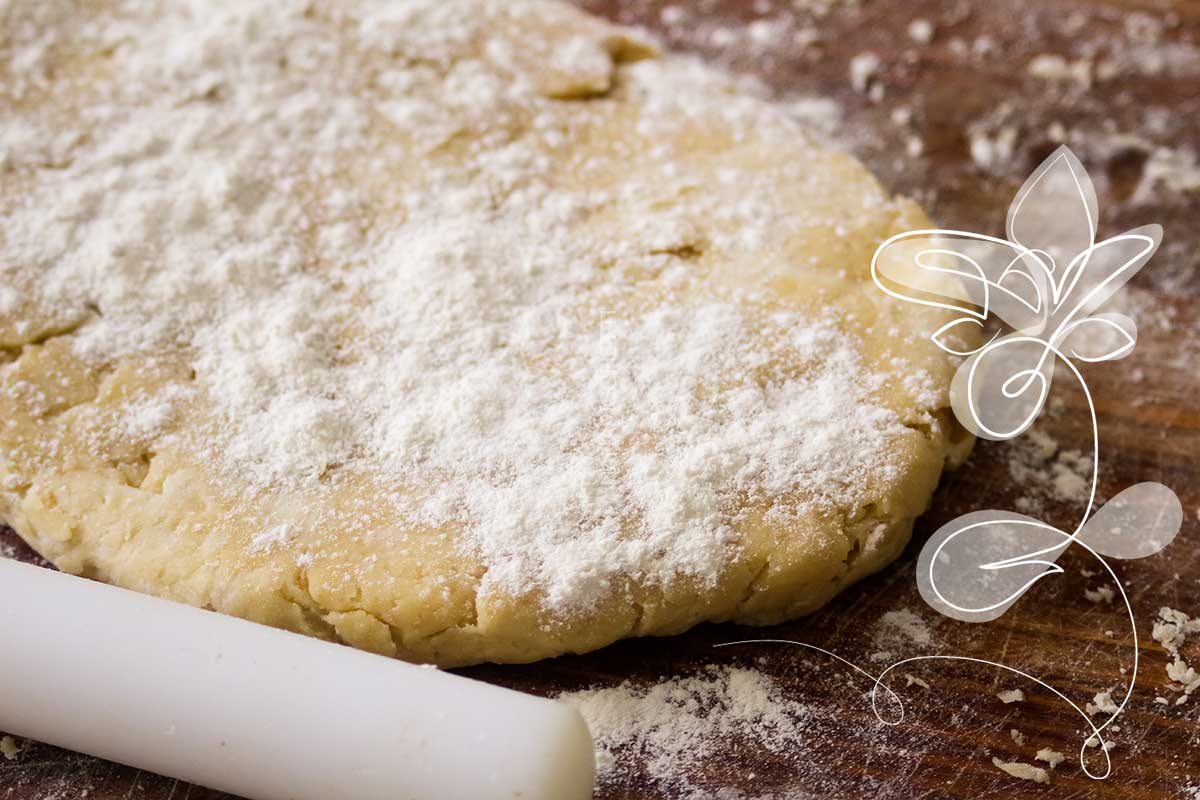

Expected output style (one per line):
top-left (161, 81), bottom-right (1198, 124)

top-left (872, 231), bottom-right (1048, 333)
top-left (917, 484), bottom-right (1182, 623)
top-left (1007, 145), bottom-right (1098, 286)
top-left (1053, 225), bottom-right (1161, 319)
top-left (1057, 313), bottom-right (1137, 362)
top-left (1077, 483), bottom-right (1183, 559)
top-left (917, 511), bottom-right (1069, 623)
top-left (950, 334), bottom-right (1054, 440)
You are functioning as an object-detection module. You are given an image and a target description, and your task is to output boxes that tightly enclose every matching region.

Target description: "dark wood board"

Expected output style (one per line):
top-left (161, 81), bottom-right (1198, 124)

top-left (3, 0), bottom-right (1199, 797)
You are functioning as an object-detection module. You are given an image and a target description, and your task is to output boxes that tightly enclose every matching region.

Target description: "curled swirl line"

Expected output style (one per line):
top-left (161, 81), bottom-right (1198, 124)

top-left (716, 635), bottom-right (1127, 780)
top-left (870, 228), bottom-right (1053, 325)
top-left (717, 337), bottom-right (1135, 780)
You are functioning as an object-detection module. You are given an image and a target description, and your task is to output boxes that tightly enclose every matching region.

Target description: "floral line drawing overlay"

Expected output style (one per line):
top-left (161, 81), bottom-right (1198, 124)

top-left (720, 146), bottom-right (1183, 781)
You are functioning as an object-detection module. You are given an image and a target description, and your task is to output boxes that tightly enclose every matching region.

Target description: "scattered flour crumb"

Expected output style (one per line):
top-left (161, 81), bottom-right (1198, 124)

top-left (1026, 54), bottom-right (1093, 88)
top-left (1035, 748), bottom-right (1065, 768)
top-left (992, 756), bottom-right (1051, 784)
top-left (849, 52), bottom-right (881, 93)
top-left (0, 736), bottom-right (24, 760)
top-left (1085, 586), bottom-right (1115, 604)
top-left (1085, 734), bottom-right (1118, 751)
top-left (905, 673), bottom-right (930, 689)
top-left (1086, 689), bottom-right (1119, 716)
top-left (1153, 607), bottom-right (1200, 657)
top-left (1167, 658), bottom-right (1200, 693)
top-left (968, 124), bottom-right (1018, 172)
top-left (1154, 608), bottom-right (1200, 698)
top-left (997, 688), bottom-right (1026, 704)
top-left (1010, 728), bottom-right (1026, 746)
top-left (907, 19), bottom-right (935, 44)
top-left (1026, 428), bottom-right (1059, 461)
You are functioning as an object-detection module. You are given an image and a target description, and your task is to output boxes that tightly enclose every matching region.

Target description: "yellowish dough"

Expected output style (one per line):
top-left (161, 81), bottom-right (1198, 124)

top-left (0, 0), bottom-right (972, 666)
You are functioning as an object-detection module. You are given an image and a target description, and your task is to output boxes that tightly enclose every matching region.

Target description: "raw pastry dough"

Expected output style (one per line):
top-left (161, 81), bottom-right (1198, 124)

top-left (0, 0), bottom-right (972, 665)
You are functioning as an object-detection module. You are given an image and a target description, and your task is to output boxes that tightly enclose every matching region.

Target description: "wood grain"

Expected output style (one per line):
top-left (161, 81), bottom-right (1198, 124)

top-left (3, 0), bottom-right (1199, 797)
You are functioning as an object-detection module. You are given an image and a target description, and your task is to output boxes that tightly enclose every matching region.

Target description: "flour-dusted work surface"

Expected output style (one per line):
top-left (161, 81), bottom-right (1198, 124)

top-left (2, 0), bottom-right (1199, 799)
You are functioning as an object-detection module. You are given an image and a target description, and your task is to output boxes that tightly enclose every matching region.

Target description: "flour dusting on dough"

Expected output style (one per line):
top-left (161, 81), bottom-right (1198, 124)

top-left (0, 0), bottom-right (964, 663)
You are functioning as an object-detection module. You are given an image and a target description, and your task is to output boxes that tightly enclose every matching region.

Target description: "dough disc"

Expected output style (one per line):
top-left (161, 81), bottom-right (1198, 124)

top-left (0, 0), bottom-right (972, 665)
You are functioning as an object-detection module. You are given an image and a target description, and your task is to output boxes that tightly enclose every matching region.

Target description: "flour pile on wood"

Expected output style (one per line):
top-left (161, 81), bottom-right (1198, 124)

top-left (559, 666), bottom-right (811, 797)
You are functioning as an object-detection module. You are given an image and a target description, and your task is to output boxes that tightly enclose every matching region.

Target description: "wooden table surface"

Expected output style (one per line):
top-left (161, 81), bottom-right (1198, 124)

top-left (3, 0), bottom-right (1199, 797)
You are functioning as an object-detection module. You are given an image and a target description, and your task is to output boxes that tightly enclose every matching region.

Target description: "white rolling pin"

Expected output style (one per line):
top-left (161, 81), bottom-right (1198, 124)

top-left (0, 558), bottom-right (595, 800)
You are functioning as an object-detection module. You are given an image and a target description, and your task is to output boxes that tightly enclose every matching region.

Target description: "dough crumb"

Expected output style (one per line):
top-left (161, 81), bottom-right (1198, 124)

top-left (1086, 689), bottom-right (1119, 716)
top-left (1035, 748), bottom-right (1065, 768)
top-left (1084, 735), bottom-right (1118, 751)
top-left (907, 19), bottom-right (935, 44)
top-left (1010, 728), bottom-right (1026, 746)
top-left (968, 123), bottom-right (1018, 171)
top-left (0, 736), bottom-right (24, 760)
top-left (1156, 609), bottom-right (1200, 695)
top-left (849, 52), bottom-right (881, 93)
top-left (992, 756), bottom-right (1051, 784)
top-left (1026, 54), bottom-right (1093, 88)
top-left (1167, 658), bottom-right (1200, 693)
top-left (905, 674), bottom-right (930, 689)
top-left (997, 688), bottom-right (1025, 704)
top-left (1153, 607), bottom-right (1199, 657)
